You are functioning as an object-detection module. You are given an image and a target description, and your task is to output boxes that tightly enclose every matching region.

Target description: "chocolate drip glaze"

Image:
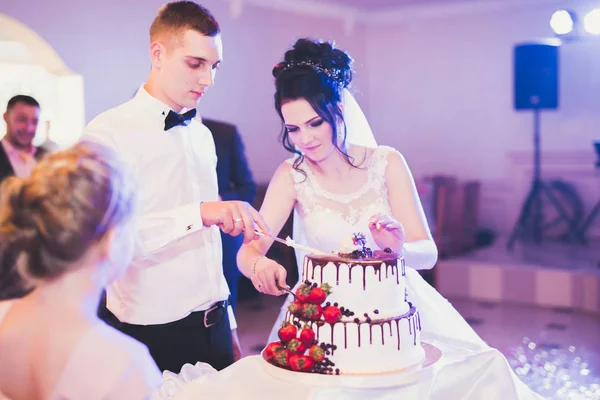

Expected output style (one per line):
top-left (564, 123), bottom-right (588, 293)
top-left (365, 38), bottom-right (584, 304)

top-left (305, 256), bottom-right (400, 290)
top-left (287, 306), bottom-right (420, 353)
top-left (412, 316), bottom-right (417, 346)
top-left (317, 323), bottom-right (322, 343)
top-left (395, 318), bottom-right (401, 350)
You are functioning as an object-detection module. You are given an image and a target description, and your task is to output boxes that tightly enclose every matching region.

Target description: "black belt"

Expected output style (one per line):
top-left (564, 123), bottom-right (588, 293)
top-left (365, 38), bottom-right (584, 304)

top-left (198, 299), bottom-right (228, 328)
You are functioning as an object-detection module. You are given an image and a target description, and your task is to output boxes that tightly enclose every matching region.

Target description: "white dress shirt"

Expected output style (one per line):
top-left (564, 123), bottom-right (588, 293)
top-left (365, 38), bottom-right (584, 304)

top-left (1, 139), bottom-right (38, 178)
top-left (83, 86), bottom-right (236, 329)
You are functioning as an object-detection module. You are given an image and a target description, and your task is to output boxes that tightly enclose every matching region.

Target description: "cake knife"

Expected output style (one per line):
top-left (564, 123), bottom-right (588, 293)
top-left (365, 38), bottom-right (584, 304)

top-left (254, 229), bottom-right (331, 257)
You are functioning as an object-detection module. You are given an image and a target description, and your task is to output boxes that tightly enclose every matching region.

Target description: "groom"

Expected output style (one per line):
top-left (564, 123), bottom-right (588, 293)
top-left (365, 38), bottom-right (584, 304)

top-left (84, 1), bottom-right (269, 373)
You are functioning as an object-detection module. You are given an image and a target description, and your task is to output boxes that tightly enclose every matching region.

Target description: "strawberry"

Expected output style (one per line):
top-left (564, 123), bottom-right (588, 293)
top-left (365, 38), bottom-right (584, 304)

top-left (306, 283), bottom-right (332, 305)
top-left (295, 283), bottom-right (312, 303)
top-left (277, 322), bottom-right (297, 343)
top-left (286, 338), bottom-right (306, 355)
top-left (289, 354), bottom-right (314, 372)
top-left (273, 349), bottom-right (291, 368)
top-left (264, 341), bottom-right (286, 361)
top-left (299, 325), bottom-right (316, 348)
top-left (323, 306), bottom-right (342, 324)
top-left (300, 304), bottom-right (323, 320)
top-left (308, 344), bottom-right (325, 362)
top-left (288, 300), bottom-right (303, 316)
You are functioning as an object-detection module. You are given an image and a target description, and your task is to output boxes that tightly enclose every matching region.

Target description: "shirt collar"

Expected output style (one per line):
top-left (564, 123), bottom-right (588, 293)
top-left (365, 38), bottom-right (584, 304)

top-left (1, 137), bottom-right (36, 157)
top-left (134, 84), bottom-right (193, 119)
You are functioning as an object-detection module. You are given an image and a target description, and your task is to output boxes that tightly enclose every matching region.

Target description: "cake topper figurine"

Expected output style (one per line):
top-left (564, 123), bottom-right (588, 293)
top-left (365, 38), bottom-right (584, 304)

top-left (352, 233), bottom-right (367, 249)
top-left (340, 232), bottom-right (372, 259)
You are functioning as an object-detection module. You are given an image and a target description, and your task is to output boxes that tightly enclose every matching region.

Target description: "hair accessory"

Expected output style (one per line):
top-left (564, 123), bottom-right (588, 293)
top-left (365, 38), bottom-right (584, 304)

top-left (279, 60), bottom-right (343, 84)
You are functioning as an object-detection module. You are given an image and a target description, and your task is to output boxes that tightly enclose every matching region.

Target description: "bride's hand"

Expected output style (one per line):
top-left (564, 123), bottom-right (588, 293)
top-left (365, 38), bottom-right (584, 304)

top-left (368, 213), bottom-right (406, 253)
top-left (250, 256), bottom-right (289, 296)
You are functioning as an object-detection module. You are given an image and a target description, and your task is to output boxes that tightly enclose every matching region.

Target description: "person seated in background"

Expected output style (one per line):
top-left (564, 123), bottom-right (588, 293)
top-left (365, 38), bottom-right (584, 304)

top-left (203, 117), bottom-right (257, 311)
top-left (0, 141), bottom-right (162, 400)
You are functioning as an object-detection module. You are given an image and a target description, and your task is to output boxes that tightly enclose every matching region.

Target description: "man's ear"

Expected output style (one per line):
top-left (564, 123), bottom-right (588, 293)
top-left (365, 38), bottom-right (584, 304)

top-left (149, 41), bottom-right (165, 68)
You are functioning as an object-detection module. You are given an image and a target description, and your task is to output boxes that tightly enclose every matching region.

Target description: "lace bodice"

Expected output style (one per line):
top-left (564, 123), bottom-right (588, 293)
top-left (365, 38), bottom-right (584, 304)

top-left (270, 146), bottom-right (490, 350)
top-left (289, 146), bottom-right (396, 258)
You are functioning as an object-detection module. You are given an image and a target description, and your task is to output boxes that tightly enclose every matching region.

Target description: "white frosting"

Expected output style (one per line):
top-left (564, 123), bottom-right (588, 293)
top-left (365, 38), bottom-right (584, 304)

top-left (302, 257), bottom-right (409, 320)
top-left (286, 307), bottom-right (424, 374)
top-left (338, 236), bottom-right (361, 254)
top-left (291, 255), bottom-right (424, 374)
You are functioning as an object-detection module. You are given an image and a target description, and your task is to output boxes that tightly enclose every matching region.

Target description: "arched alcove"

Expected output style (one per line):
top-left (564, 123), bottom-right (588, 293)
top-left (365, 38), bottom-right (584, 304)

top-left (0, 14), bottom-right (84, 148)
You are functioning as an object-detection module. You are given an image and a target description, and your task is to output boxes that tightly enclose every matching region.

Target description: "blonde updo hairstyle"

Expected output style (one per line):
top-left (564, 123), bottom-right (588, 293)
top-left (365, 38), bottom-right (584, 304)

top-left (0, 141), bottom-right (136, 291)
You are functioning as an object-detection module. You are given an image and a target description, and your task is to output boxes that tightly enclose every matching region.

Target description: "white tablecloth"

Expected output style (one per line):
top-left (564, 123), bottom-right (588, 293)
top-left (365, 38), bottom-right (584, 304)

top-left (153, 334), bottom-right (545, 400)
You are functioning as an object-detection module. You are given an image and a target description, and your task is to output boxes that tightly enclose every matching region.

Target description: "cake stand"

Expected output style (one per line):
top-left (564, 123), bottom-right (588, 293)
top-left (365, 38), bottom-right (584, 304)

top-left (260, 342), bottom-right (442, 389)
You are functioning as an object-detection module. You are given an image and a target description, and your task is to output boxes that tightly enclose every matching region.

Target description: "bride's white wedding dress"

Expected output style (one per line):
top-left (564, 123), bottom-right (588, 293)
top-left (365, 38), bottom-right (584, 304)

top-left (267, 145), bottom-right (488, 349)
top-left (149, 95), bottom-right (544, 399)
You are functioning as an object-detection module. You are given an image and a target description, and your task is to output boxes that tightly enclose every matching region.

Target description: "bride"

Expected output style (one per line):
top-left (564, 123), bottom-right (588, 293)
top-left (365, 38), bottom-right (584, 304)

top-left (236, 38), bottom-right (487, 348)
top-left (157, 37), bottom-right (543, 400)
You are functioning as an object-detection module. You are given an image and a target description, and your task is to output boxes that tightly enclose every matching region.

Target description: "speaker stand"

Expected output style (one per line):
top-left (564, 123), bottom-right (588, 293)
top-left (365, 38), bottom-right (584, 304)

top-left (507, 108), bottom-right (578, 250)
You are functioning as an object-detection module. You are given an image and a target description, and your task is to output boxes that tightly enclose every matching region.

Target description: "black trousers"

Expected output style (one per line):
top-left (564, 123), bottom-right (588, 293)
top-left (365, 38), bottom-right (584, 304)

top-left (220, 231), bottom-right (243, 311)
top-left (99, 301), bottom-right (234, 373)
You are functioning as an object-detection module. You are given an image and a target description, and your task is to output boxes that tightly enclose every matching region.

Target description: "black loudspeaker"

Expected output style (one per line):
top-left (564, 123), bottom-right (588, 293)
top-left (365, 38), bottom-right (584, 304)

top-left (514, 43), bottom-right (559, 110)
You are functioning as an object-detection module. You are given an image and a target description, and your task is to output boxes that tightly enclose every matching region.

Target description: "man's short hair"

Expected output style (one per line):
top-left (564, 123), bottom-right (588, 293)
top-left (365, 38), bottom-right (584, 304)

top-left (150, 1), bottom-right (220, 44)
top-left (6, 95), bottom-right (40, 111)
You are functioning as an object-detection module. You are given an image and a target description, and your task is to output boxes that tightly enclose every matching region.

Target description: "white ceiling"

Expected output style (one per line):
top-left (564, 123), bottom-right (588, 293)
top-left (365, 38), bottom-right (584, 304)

top-left (236, 0), bottom-right (572, 23)
top-left (308, 0), bottom-right (484, 12)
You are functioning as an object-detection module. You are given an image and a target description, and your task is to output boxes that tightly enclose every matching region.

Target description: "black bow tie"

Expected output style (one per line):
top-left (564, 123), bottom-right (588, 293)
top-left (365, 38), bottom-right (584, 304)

top-left (164, 109), bottom-right (197, 131)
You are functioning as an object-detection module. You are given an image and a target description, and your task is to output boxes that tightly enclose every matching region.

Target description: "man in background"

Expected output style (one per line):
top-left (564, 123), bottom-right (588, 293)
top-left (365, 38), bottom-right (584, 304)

top-left (0, 95), bottom-right (46, 185)
top-left (203, 117), bottom-right (257, 311)
top-left (0, 95), bottom-right (47, 300)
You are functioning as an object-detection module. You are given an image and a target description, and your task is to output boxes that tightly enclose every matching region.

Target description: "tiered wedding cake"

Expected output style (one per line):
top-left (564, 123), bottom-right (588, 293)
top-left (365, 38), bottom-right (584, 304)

top-left (264, 233), bottom-right (425, 375)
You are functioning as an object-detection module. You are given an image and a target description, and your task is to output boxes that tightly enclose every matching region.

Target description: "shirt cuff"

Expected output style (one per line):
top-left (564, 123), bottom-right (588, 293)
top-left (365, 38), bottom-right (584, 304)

top-left (176, 203), bottom-right (203, 235)
top-left (227, 305), bottom-right (237, 330)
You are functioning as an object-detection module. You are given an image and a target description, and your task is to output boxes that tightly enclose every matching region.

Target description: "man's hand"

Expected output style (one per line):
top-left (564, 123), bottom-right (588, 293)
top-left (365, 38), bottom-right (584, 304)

top-left (231, 329), bottom-right (243, 361)
top-left (200, 201), bottom-right (271, 244)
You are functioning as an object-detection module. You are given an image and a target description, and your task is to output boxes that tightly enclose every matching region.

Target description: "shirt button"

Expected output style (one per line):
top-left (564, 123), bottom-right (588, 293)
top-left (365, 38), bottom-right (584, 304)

top-left (186, 224), bottom-right (193, 231)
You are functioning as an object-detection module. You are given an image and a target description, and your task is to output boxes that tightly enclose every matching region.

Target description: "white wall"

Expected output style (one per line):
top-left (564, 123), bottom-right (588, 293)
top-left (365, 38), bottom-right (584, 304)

top-left (364, 1), bottom-right (600, 234)
top-left (1, 0), bottom-right (368, 182)
top-left (3, 0), bottom-right (600, 235)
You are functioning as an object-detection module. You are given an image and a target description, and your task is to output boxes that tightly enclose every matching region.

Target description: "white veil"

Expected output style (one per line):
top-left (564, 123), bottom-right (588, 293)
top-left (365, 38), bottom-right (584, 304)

top-left (291, 88), bottom-right (377, 275)
top-left (286, 89), bottom-right (488, 349)
top-left (340, 88), bottom-right (377, 148)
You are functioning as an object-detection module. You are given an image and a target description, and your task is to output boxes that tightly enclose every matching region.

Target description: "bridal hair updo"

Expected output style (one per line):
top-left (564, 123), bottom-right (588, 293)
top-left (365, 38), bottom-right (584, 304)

top-left (0, 141), bottom-right (136, 296)
top-left (272, 38), bottom-right (355, 171)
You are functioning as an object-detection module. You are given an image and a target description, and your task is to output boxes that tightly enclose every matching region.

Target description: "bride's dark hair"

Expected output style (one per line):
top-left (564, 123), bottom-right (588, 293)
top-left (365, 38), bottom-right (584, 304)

top-left (272, 38), bottom-right (357, 174)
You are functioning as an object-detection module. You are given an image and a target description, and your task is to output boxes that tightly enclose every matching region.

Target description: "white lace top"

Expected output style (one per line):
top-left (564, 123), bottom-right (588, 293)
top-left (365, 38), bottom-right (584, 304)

top-left (269, 145), bottom-right (489, 348)
top-left (289, 145), bottom-right (395, 258)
